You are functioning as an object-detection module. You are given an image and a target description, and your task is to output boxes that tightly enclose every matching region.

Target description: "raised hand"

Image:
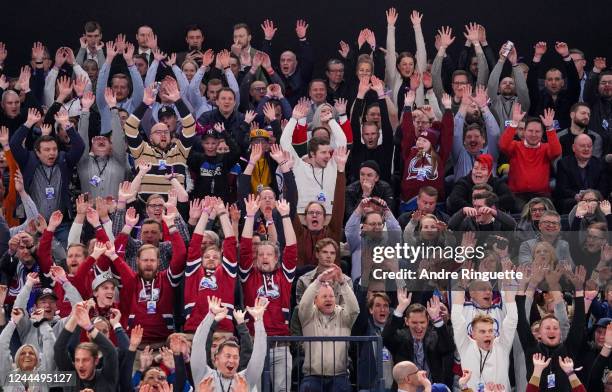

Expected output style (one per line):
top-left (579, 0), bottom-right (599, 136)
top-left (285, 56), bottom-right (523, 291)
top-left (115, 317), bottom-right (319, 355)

top-left (333, 145), bottom-right (350, 170)
top-left (11, 308), bottom-right (24, 324)
top-left (244, 194), bottom-right (260, 216)
top-left (511, 102), bottom-right (526, 124)
top-left (292, 101), bottom-right (309, 120)
top-left (56, 75), bottom-right (73, 101)
top-left (54, 48), bottom-right (67, 68)
top-left (386, 8), bottom-right (398, 26)
top-left (160, 78), bottom-right (180, 102)
top-left (463, 23), bottom-right (480, 44)
top-left (410, 10), bottom-right (423, 26)
top-left (276, 198), bottom-right (290, 216)
top-left (296, 19), bottom-right (309, 39)
top-left (0, 126), bottom-right (9, 147)
top-left (139, 345), bottom-right (154, 372)
top-left (364, 29), bottom-right (376, 48)
top-left (539, 108), bottom-right (556, 129)
top-left (554, 41), bottom-right (569, 58)
top-left (153, 49), bottom-right (167, 63)
top-left (440, 93), bottom-right (452, 110)
top-left (244, 109), bottom-right (257, 124)
top-left (47, 210), bottom-right (63, 232)
top-left (338, 41), bottom-right (350, 59)
top-left (594, 57), bottom-right (607, 72)
top-left (198, 376), bottom-right (214, 392)
top-left (426, 295), bottom-right (442, 320)
top-left (261, 20), bottom-right (277, 41)
top-left (396, 287), bottom-right (412, 311)
top-left (124, 42), bottom-right (136, 65)
top-left (473, 85), bottom-right (488, 108)
top-left (217, 49), bottom-right (231, 69)
top-left (109, 308), bottom-right (121, 327)
top-left (129, 325), bottom-right (144, 350)
top-left (437, 26), bottom-right (455, 49)
top-left (202, 49), bottom-right (215, 68)
top-left (26, 272), bottom-right (40, 287)
top-left (533, 41), bottom-right (547, 59)
top-left (166, 53), bottom-right (177, 67)
top-left (15, 66), bottom-right (32, 92)
top-left (478, 25), bottom-right (487, 44)
top-left (246, 297), bottom-right (269, 321)
top-left (404, 90), bottom-right (416, 108)
top-left (370, 75), bottom-right (385, 95)
top-left (91, 241), bottom-right (106, 259)
top-left (125, 207), bottom-right (140, 227)
top-left (103, 87), bottom-right (117, 108)
top-left (143, 84), bottom-right (156, 106)
top-left (458, 370), bottom-right (472, 387)
top-left (80, 91), bottom-right (95, 111)
top-left (50, 265), bottom-right (67, 283)
top-left (105, 41), bottom-right (118, 63)
top-left (269, 144), bottom-right (285, 163)
top-left (558, 357), bottom-right (575, 375)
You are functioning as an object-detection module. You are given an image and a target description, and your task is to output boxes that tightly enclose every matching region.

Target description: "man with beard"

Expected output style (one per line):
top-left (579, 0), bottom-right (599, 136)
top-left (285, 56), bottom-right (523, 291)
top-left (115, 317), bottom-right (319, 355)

top-left (452, 278), bottom-right (517, 391)
top-left (191, 296), bottom-right (268, 391)
top-left (183, 198), bottom-right (237, 335)
top-left (54, 301), bottom-right (118, 391)
top-left (486, 43), bottom-right (530, 128)
top-left (583, 64), bottom-right (611, 142)
top-left (187, 122), bottom-right (240, 200)
top-left (557, 103), bottom-right (603, 158)
top-left (77, 89), bottom-right (127, 199)
top-left (260, 19), bottom-right (314, 107)
top-left (110, 207), bottom-right (186, 346)
top-left (124, 80), bottom-right (195, 196)
top-left (298, 266), bottom-right (359, 392)
top-left (96, 39), bottom-right (144, 134)
top-left (555, 134), bottom-right (608, 213)
top-left (452, 85), bottom-right (501, 181)
top-left (516, 267), bottom-right (585, 392)
top-left (447, 153), bottom-right (515, 214)
top-left (240, 196), bottom-right (295, 392)
top-left (382, 288), bottom-right (454, 386)
top-left (527, 41), bottom-right (580, 130)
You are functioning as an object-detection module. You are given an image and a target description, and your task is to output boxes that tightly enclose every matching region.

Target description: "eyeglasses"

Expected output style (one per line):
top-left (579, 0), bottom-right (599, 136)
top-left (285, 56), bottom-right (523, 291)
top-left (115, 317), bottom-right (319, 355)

top-left (252, 87), bottom-right (267, 92)
top-left (147, 204), bottom-right (164, 209)
top-left (306, 211), bottom-right (323, 216)
top-left (530, 207), bottom-right (546, 213)
top-left (152, 130), bottom-right (170, 135)
top-left (586, 234), bottom-right (607, 241)
top-left (583, 199), bottom-right (599, 203)
top-left (540, 221), bottom-right (560, 227)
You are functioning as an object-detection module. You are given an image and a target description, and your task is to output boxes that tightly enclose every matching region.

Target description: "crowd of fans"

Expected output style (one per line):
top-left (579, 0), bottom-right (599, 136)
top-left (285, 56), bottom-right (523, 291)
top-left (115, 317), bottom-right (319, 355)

top-left (0, 6), bottom-right (610, 392)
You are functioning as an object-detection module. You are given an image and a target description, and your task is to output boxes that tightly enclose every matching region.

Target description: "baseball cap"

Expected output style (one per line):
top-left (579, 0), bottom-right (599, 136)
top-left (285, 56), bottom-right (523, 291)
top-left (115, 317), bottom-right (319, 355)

top-left (35, 288), bottom-right (58, 302)
top-left (158, 106), bottom-right (176, 120)
top-left (249, 129), bottom-right (270, 140)
top-left (92, 272), bottom-right (118, 292)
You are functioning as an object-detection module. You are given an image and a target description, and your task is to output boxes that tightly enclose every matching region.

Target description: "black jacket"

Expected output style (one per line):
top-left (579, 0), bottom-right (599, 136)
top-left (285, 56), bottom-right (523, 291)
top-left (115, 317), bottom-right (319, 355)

top-left (517, 295), bottom-right (585, 392)
top-left (584, 71), bottom-right (612, 149)
top-left (345, 179), bottom-right (394, 223)
top-left (348, 97), bottom-right (394, 183)
top-left (382, 313), bottom-right (455, 385)
top-left (446, 175), bottom-right (516, 215)
top-left (554, 155), bottom-right (608, 213)
top-left (527, 59), bottom-right (580, 130)
top-left (448, 208), bottom-right (517, 232)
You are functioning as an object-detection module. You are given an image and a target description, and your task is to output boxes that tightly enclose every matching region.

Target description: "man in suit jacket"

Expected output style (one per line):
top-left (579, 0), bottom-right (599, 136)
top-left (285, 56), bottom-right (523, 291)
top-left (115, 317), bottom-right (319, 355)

top-left (382, 289), bottom-right (455, 386)
top-left (555, 133), bottom-right (608, 213)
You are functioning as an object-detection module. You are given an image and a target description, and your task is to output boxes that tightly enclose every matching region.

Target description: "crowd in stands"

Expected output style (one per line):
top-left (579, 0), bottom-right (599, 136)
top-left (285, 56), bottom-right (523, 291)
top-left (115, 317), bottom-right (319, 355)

top-left (0, 6), bottom-right (610, 392)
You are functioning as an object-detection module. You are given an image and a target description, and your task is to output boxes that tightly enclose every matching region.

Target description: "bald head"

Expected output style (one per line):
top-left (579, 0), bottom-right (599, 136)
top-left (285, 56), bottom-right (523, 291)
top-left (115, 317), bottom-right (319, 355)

top-left (573, 133), bottom-right (593, 162)
top-left (392, 361), bottom-right (418, 387)
top-left (280, 51), bottom-right (297, 77)
top-left (314, 284), bottom-right (336, 315)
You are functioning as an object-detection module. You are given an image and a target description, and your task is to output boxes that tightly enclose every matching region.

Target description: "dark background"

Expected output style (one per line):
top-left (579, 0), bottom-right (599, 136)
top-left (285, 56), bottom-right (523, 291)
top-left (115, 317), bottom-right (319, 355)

top-left (1, 0), bottom-right (611, 75)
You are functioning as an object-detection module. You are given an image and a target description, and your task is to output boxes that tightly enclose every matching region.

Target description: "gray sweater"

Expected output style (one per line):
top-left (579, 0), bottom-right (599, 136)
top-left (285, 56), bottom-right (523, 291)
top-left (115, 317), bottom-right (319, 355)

top-left (77, 110), bottom-right (128, 199)
top-left (486, 60), bottom-right (530, 128)
top-left (191, 312), bottom-right (266, 391)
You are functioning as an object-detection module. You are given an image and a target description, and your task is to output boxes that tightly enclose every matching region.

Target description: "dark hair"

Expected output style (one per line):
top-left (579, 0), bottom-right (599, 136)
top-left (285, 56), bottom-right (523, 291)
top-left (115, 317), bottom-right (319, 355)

top-left (215, 340), bottom-right (240, 357)
top-left (570, 102), bottom-right (590, 113)
top-left (362, 121), bottom-right (379, 130)
top-left (310, 126), bottom-right (331, 139)
top-left (545, 67), bottom-right (564, 78)
top-left (133, 54), bottom-right (148, 63)
top-left (84, 21), bottom-right (101, 33)
top-left (308, 136), bottom-right (330, 157)
top-left (473, 191), bottom-right (498, 207)
top-left (524, 117), bottom-right (545, 132)
top-left (142, 218), bottom-right (162, 232)
top-left (600, 70), bottom-right (612, 78)
top-left (396, 52), bottom-right (416, 69)
top-left (229, 53), bottom-right (240, 66)
top-left (185, 24), bottom-right (203, 37)
top-left (367, 292), bottom-right (391, 309)
top-left (34, 135), bottom-right (58, 152)
top-left (472, 183), bottom-right (493, 193)
top-left (233, 23), bottom-right (251, 35)
top-left (309, 78), bottom-right (326, 91)
top-left (207, 78), bottom-right (223, 87)
top-left (217, 87), bottom-right (236, 99)
top-left (405, 303), bottom-right (427, 318)
top-left (464, 123), bottom-right (485, 139)
top-left (363, 210), bottom-right (384, 223)
top-left (418, 186), bottom-right (438, 198)
top-left (452, 70), bottom-right (470, 82)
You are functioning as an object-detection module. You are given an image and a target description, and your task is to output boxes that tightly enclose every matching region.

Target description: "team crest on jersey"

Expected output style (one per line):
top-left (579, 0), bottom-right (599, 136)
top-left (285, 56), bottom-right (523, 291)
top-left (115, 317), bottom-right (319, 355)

top-left (406, 154), bottom-right (437, 181)
top-left (199, 275), bottom-right (218, 290)
top-left (257, 283), bottom-right (280, 299)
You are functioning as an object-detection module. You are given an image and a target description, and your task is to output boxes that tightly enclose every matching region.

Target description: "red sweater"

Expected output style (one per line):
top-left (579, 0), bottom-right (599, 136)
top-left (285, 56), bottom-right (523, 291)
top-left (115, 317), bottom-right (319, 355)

top-left (498, 126), bottom-right (561, 194)
top-left (400, 109), bottom-right (453, 202)
top-left (37, 228), bottom-right (112, 317)
top-left (113, 230), bottom-right (186, 344)
top-left (239, 237), bottom-right (297, 336)
top-left (183, 233), bottom-right (237, 333)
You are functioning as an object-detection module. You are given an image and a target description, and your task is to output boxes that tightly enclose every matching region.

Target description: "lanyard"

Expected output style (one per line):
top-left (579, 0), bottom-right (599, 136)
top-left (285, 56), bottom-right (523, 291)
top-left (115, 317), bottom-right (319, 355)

top-left (479, 349), bottom-right (491, 379)
top-left (262, 273), bottom-right (274, 294)
top-left (140, 278), bottom-right (157, 301)
top-left (38, 165), bottom-right (55, 186)
top-left (217, 371), bottom-right (233, 392)
top-left (94, 157), bottom-right (109, 177)
top-left (310, 164), bottom-right (325, 190)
